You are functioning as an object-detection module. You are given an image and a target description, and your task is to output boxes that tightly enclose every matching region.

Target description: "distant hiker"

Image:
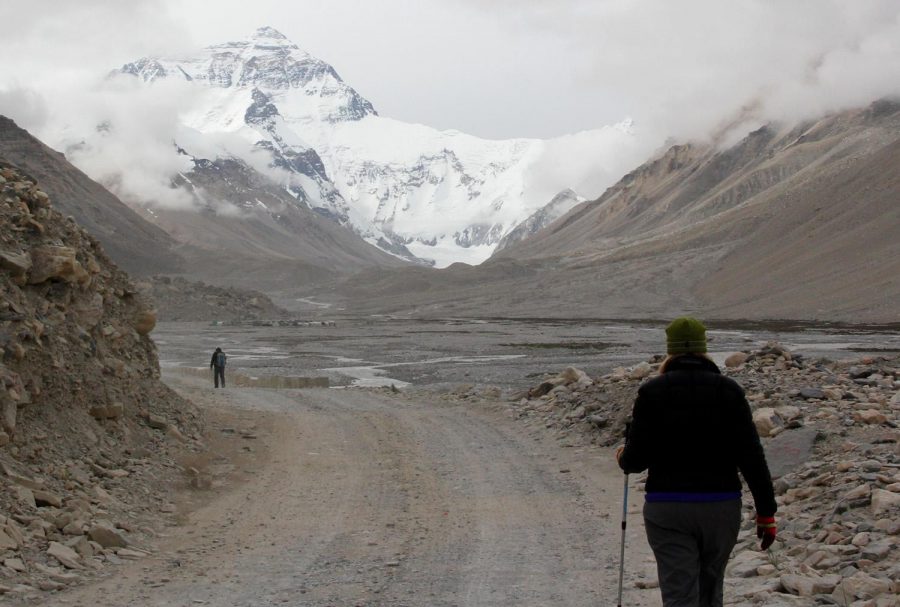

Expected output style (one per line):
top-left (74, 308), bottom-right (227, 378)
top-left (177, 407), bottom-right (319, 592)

top-left (210, 347), bottom-right (227, 388)
top-left (616, 317), bottom-right (776, 607)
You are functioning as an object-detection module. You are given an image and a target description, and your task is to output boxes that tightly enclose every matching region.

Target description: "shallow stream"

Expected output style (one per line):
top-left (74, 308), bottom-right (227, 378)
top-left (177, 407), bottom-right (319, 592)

top-left (155, 317), bottom-right (900, 390)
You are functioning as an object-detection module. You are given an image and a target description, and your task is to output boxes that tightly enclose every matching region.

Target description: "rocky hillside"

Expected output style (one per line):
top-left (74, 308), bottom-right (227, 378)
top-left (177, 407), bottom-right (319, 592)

top-left (321, 101), bottom-right (900, 323)
top-left (148, 275), bottom-right (290, 322)
top-left (493, 100), bottom-right (900, 322)
top-left (0, 165), bottom-right (204, 595)
top-left (0, 116), bottom-right (184, 277)
top-left (510, 346), bottom-right (899, 604)
top-left (152, 153), bottom-right (407, 291)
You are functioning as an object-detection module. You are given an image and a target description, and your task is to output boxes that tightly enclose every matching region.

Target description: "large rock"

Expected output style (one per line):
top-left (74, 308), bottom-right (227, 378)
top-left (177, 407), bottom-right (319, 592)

top-left (71, 292), bottom-right (105, 328)
top-left (0, 250), bottom-right (31, 277)
top-left (133, 308), bottom-right (157, 335)
top-left (27, 246), bottom-right (89, 285)
top-left (559, 367), bottom-right (592, 386)
top-left (853, 409), bottom-right (888, 424)
top-left (87, 524), bottom-right (128, 548)
top-left (752, 407), bottom-right (782, 438)
top-left (781, 573), bottom-right (841, 596)
top-left (0, 529), bottom-right (17, 551)
top-left (89, 401), bottom-right (124, 420)
top-left (831, 572), bottom-right (891, 601)
top-left (32, 489), bottom-right (62, 508)
top-left (629, 362), bottom-right (653, 380)
top-left (765, 427), bottom-right (819, 479)
top-left (47, 541), bottom-right (82, 569)
top-left (724, 352), bottom-right (749, 368)
top-left (1, 391), bottom-right (15, 435)
top-left (871, 489), bottom-right (900, 515)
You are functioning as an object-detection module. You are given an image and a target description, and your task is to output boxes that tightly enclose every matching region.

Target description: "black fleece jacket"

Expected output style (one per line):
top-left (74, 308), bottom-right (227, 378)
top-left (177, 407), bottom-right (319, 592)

top-left (618, 355), bottom-right (777, 517)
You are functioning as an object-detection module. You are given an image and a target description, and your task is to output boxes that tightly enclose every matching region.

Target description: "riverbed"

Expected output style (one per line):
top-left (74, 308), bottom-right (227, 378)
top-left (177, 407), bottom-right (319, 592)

top-left (154, 317), bottom-right (900, 390)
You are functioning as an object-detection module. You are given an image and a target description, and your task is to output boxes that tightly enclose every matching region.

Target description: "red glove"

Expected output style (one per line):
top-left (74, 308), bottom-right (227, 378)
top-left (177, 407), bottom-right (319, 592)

top-left (756, 515), bottom-right (776, 550)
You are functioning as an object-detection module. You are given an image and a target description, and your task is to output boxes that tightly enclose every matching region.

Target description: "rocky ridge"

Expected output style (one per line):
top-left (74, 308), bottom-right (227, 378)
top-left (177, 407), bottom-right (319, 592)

top-left (148, 275), bottom-right (290, 322)
top-left (0, 165), bottom-right (205, 598)
top-left (509, 345), bottom-right (900, 605)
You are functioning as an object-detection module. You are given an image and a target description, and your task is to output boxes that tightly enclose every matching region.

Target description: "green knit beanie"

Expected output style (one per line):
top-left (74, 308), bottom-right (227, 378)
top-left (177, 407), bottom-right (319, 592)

top-left (666, 317), bottom-right (707, 354)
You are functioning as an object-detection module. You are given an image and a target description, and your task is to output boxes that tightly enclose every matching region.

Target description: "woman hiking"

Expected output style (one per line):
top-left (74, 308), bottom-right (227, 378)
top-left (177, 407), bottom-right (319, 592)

top-left (617, 317), bottom-right (777, 607)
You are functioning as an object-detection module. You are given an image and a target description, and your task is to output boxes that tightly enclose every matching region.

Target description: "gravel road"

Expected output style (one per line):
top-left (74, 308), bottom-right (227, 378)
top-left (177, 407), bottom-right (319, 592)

top-left (41, 376), bottom-right (660, 607)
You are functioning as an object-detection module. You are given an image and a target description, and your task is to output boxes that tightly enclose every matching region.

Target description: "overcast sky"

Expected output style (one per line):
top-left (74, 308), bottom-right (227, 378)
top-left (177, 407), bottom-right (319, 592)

top-left (3, 0), bottom-right (900, 142)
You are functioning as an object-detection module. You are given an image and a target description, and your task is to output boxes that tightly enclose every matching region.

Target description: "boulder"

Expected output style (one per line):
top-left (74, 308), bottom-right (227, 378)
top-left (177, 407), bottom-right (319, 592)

top-left (89, 401), bottom-right (124, 420)
top-left (1, 390), bottom-right (16, 435)
top-left (558, 367), bottom-right (591, 386)
top-left (0, 530), bottom-right (17, 551)
top-left (47, 541), bottom-right (82, 569)
top-left (629, 362), bottom-right (653, 380)
top-left (725, 352), bottom-right (749, 368)
top-left (860, 539), bottom-right (893, 561)
top-left (13, 486), bottom-right (35, 508)
top-left (133, 309), bottom-right (157, 335)
top-left (781, 573), bottom-right (841, 596)
top-left (831, 572), bottom-right (891, 600)
top-left (32, 489), bottom-right (62, 508)
top-left (753, 407), bottom-right (782, 437)
top-left (146, 414), bottom-right (168, 430)
top-left (799, 387), bottom-right (826, 400)
top-left (0, 250), bottom-right (31, 277)
top-left (871, 489), bottom-right (900, 515)
top-left (853, 409), bottom-right (888, 424)
top-left (27, 246), bottom-right (89, 285)
top-left (87, 524), bottom-right (128, 548)
top-left (71, 292), bottom-right (105, 329)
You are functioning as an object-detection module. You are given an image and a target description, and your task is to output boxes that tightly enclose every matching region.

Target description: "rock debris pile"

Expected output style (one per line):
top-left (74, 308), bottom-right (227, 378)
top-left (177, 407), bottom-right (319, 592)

top-left (514, 344), bottom-right (899, 605)
top-left (149, 275), bottom-right (288, 322)
top-left (0, 165), bottom-right (204, 598)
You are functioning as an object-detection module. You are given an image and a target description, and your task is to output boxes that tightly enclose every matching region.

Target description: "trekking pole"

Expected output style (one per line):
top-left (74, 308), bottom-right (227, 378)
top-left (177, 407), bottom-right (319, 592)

top-left (617, 473), bottom-right (629, 607)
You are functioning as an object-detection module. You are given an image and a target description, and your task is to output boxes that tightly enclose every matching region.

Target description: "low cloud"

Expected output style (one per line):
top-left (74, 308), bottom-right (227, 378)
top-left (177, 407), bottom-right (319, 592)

top-left (459, 0), bottom-right (900, 145)
top-left (38, 77), bottom-right (199, 211)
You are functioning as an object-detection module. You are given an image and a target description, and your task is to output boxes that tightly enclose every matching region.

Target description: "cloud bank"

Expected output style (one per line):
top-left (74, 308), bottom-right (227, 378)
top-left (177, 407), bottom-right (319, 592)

top-left (461, 0), bottom-right (900, 143)
top-left (1, 0), bottom-right (899, 217)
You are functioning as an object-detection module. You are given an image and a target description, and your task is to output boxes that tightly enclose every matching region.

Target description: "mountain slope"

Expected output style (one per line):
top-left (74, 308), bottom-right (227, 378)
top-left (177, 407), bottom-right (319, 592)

top-left (320, 102), bottom-right (900, 323)
top-left (494, 189), bottom-right (585, 253)
top-left (155, 153), bottom-right (407, 289)
top-left (0, 116), bottom-right (184, 276)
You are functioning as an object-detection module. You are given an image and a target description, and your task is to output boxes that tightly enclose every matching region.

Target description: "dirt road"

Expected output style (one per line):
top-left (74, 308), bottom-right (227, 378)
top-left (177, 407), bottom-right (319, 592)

top-left (42, 377), bottom-right (659, 607)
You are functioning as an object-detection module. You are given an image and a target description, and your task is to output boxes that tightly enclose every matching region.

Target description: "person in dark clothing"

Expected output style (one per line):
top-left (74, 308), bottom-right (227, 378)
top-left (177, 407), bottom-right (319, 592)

top-left (617, 317), bottom-right (776, 607)
top-left (210, 347), bottom-right (227, 388)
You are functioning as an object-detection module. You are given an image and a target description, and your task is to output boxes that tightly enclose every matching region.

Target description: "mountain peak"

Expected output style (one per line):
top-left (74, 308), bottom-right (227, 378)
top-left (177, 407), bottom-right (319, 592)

top-left (117, 28), bottom-right (376, 121)
top-left (252, 26), bottom-right (288, 41)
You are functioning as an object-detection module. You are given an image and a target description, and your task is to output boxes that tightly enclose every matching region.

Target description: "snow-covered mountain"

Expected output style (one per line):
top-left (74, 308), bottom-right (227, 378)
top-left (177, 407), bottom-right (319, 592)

top-left (493, 189), bottom-right (586, 253)
top-left (113, 26), bottom-right (643, 267)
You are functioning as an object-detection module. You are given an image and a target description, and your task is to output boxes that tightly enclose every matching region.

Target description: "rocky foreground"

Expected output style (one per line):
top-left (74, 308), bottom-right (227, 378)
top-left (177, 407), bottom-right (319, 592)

top-left (508, 344), bottom-right (899, 605)
top-left (0, 165), bottom-right (205, 599)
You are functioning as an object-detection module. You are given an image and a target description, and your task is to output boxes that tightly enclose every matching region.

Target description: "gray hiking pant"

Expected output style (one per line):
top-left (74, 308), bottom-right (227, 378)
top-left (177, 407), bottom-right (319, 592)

top-left (213, 366), bottom-right (225, 388)
top-left (643, 499), bottom-right (741, 607)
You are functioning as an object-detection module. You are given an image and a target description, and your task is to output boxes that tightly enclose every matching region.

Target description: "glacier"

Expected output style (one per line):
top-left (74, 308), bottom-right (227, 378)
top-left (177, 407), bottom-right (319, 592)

top-left (114, 26), bottom-right (644, 267)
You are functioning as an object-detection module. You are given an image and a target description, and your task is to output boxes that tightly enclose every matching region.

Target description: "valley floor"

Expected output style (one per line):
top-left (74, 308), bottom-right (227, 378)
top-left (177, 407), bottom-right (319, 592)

top-left (33, 375), bottom-right (660, 607)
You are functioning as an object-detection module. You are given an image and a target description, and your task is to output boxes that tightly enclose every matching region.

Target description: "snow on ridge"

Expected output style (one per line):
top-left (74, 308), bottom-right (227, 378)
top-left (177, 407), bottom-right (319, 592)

top-left (110, 27), bottom-right (645, 267)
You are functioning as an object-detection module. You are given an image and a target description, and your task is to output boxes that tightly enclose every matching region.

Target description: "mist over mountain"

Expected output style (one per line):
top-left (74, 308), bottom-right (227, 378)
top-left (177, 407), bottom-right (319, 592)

top-left (0, 116), bottom-right (183, 276)
top-left (62, 27), bottom-right (648, 268)
top-left (318, 101), bottom-right (900, 323)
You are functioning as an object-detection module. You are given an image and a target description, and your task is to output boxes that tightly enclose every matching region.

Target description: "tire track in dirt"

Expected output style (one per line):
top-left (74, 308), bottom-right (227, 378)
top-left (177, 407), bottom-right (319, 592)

top-left (38, 379), bottom-right (659, 607)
